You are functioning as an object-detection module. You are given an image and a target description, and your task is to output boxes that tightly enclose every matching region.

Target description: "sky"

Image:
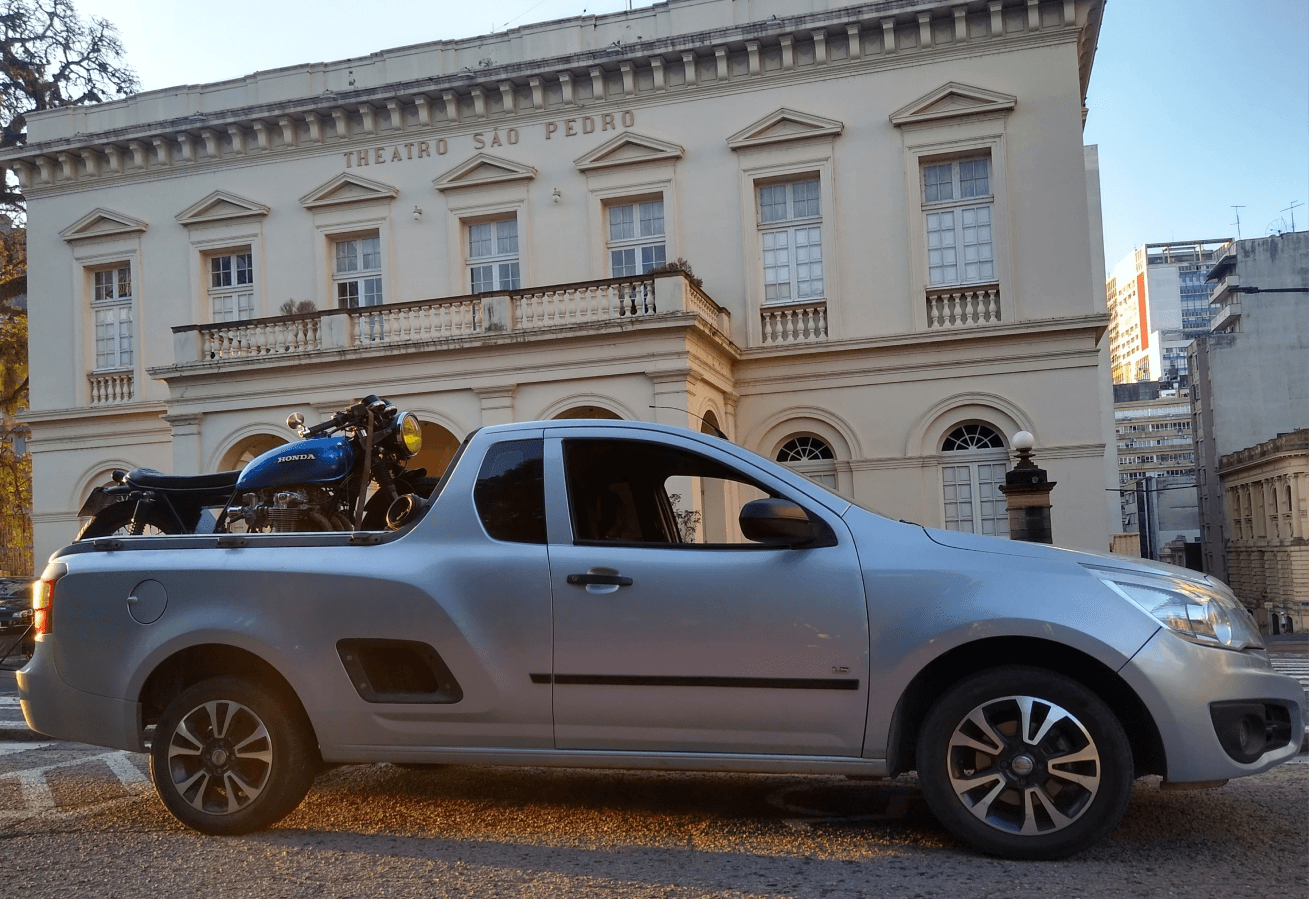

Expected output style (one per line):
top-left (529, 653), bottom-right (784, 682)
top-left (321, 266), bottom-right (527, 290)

top-left (71, 0), bottom-right (1309, 271)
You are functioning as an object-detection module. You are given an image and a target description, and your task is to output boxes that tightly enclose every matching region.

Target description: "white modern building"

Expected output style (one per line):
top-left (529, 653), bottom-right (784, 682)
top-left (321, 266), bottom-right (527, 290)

top-left (5, 0), bottom-right (1116, 564)
top-left (1105, 239), bottom-right (1228, 386)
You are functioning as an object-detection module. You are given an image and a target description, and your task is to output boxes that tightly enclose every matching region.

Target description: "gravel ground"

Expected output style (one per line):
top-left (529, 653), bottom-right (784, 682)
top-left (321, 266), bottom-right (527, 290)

top-left (1, 757), bottom-right (1305, 898)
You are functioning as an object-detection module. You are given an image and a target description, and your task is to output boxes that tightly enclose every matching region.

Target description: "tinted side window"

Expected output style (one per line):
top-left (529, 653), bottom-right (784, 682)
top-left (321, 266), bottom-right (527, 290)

top-left (474, 439), bottom-right (546, 544)
top-left (563, 438), bottom-right (778, 546)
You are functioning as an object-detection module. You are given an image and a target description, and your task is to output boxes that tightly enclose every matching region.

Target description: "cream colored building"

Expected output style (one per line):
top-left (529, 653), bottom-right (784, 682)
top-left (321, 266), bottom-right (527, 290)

top-left (5, 0), bottom-right (1115, 564)
top-left (1220, 430), bottom-right (1309, 635)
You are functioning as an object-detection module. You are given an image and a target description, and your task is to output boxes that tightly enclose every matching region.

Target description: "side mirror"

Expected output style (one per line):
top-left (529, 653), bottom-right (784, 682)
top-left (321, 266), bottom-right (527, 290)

top-left (739, 498), bottom-right (822, 546)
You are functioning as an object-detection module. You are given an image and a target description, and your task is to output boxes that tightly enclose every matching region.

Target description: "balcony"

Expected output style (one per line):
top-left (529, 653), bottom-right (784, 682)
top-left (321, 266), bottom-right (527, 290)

top-left (87, 370), bottom-right (134, 405)
top-left (759, 300), bottom-right (828, 346)
top-left (168, 271), bottom-right (731, 371)
top-left (925, 284), bottom-right (1001, 329)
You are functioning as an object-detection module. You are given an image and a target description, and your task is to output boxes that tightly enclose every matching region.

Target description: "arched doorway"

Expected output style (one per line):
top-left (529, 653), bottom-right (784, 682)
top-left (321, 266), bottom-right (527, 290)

top-left (220, 434), bottom-right (288, 472)
top-left (940, 423), bottom-right (1009, 536)
top-left (410, 421), bottom-right (461, 479)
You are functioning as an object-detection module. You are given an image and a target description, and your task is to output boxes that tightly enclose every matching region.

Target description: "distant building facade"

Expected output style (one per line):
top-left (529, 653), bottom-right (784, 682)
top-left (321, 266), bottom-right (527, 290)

top-left (1111, 380), bottom-right (1198, 558)
top-left (4, 0), bottom-right (1116, 564)
top-left (1219, 430), bottom-right (1309, 635)
top-left (1106, 239), bottom-right (1228, 385)
top-left (1190, 231), bottom-right (1309, 586)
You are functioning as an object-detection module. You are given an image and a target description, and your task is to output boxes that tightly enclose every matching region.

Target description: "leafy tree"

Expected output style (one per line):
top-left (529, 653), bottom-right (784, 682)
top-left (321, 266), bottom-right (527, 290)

top-left (2, 0), bottom-right (139, 216)
top-left (0, 0), bottom-right (138, 572)
top-left (0, 309), bottom-right (28, 575)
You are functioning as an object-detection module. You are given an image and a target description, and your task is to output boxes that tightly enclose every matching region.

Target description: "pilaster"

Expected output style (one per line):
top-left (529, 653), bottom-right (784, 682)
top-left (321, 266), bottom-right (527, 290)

top-left (474, 385), bottom-right (517, 426)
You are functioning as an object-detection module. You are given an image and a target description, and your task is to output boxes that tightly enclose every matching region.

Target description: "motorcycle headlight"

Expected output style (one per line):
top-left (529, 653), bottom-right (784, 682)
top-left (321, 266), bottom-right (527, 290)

top-left (398, 413), bottom-right (423, 457)
top-left (1090, 568), bottom-right (1263, 652)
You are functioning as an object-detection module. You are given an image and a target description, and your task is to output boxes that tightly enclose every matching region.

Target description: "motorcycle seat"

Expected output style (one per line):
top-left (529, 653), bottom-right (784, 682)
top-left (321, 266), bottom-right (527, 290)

top-left (126, 468), bottom-right (242, 491)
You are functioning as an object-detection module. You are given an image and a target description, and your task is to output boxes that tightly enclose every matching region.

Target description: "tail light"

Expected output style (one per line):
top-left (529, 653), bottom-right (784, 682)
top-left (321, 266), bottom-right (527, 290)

top-left (32, 562), bottom-right (66, 637)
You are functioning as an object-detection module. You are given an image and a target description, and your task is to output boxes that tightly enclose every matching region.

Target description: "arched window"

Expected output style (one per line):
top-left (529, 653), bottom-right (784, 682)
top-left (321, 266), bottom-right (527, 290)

top-left (942, 423), bottom-right (1005, 451)
top-left (776, 435), bottom-right (837, 488)
top-left (553, 405), bottom-right (622, 420)
top-left (940, 423), bottom-right (1009, 536)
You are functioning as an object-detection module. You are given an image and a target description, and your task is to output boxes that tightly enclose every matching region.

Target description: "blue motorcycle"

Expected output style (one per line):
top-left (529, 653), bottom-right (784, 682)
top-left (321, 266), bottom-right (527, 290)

top-left (77, 395), bottom-right (431, 538)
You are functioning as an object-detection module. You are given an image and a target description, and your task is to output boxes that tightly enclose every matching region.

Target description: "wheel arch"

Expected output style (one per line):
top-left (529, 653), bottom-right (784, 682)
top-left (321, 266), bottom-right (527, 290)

top-left (886, 636), bottom-right (1166, 779)
top-left (138, 643), bottom-right (318, 746)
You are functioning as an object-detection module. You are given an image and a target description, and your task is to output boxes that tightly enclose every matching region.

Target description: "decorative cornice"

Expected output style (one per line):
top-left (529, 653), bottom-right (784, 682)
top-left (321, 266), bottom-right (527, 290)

top-left (299, 171), bottom-right (398, 209)
top-left (176, 189), bottom-right (270, 225)
top-left (889, 81), bottom-right (1017, 126)
top-left (59, 207), bottom-right (148, 242)
top-left (434, 153), bottom-right (536, 191)
top-left (2, 2), bottom-right (1092, 196)
top-left (573, 131), bottom-right (684, 172)
top-left (727, 108), bottom-right (844, 150)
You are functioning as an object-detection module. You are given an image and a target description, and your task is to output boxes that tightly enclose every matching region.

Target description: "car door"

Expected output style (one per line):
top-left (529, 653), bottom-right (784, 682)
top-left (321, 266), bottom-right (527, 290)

top-left (544, 428), bottom-right (870, 756)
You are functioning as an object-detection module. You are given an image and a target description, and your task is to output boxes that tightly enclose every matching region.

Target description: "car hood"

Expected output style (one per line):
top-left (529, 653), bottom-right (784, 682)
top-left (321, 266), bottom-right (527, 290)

top-left (921, 526), bottom-right (1216, 586)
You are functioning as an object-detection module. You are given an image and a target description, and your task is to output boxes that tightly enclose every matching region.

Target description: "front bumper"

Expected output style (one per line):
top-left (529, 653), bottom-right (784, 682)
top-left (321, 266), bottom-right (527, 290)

top-left (1119, 629), bottom-right (1304, 783)
top-left (16, 640), bottom-right (144, 752)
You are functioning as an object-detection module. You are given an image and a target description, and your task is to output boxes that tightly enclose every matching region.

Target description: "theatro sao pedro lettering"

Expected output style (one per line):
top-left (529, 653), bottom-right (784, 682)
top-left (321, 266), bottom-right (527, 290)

top-left (343, 110), bottom-right (636, 168)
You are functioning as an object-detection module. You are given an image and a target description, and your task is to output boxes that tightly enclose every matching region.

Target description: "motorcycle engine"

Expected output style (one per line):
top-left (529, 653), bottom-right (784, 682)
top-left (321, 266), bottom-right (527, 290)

top-left (236, 487), bottom-right (343, 532)
top-left (268, 489), bottom-right (312, 532)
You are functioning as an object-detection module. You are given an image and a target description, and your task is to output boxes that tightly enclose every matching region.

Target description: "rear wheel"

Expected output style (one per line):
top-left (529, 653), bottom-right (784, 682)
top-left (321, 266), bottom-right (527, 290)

top-left (149, 676), bottom-right (318, 835)
top-left (916, 666), bottom-right (1133, 860)
top-left (76, 501), bottom-right (180, 539)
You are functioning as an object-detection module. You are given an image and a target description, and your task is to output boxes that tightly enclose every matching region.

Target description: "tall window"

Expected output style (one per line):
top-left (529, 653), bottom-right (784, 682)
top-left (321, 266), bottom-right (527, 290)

top-left (334, 236), bottom-right (382, 308)
top-left (468, 218), bottom-right (520, 293)
top-left (92, 264), bottom-right (132, 370)
top-left (922, 157), bottom-right (994, 287)
top-left (210, 250), bottom-right (254, 322)
top-left (758, 179), bottom-right (823, 304)
top-left (608, 199), bottom-right (666, 276)
top-left (940, 423), bottom-right (1008, 536)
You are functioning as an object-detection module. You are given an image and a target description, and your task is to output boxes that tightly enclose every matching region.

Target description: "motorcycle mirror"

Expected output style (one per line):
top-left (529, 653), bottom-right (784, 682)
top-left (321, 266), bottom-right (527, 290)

top-left (286, 412), bottom-right (305, 431)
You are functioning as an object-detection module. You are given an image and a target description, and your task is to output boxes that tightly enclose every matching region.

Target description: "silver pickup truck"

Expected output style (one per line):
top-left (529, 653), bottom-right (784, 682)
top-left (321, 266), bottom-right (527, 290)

top-left (19, 420), bottom-right (1304, 859)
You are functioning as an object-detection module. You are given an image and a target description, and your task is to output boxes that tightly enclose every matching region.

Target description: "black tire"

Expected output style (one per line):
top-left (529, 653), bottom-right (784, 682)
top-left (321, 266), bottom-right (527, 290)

top-left (76, 501), bottom-right (181, 539)
top-left (149, 675), bottom-right (319, 835)
top-left (915, 666), bottom-right (1133, 860)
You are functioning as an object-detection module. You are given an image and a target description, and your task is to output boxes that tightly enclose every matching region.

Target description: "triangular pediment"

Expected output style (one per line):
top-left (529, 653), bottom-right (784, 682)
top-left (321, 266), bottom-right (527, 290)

top-left (574, 132), bottom-right (684, 172)
top-left (433, 154), bottom-right (536, 192)
top-left (59, 208), bottom-right (147, 242)
top-left (726, 108), bottom-right (844, 150)
top-left (299, 172), bottom-right (399, 209)
top-left (176, 190), bottom-right (271, 226)
top-left (889, 83), bottom-right (1017, 126)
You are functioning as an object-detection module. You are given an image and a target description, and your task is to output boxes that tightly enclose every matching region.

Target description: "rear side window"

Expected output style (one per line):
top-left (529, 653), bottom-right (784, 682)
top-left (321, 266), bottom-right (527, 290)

top-left (474, 439), bottom-right (546, 543)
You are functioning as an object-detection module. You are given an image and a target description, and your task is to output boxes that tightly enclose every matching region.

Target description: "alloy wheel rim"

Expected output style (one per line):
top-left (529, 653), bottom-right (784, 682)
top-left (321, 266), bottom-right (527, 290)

top-left (945, 694), bottom-right (1101, 836)
top-left (166, 699), bottom-right (273, 815)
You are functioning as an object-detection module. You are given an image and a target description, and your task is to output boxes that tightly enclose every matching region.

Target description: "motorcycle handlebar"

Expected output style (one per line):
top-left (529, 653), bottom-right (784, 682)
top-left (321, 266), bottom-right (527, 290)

top-left (304, 412), bottom-right (345, 437)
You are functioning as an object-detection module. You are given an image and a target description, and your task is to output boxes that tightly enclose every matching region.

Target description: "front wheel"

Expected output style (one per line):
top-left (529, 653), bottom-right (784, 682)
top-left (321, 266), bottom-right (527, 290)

top-left (76, 501), bottom-right (181, 539)
top-left (149, 676), bottom-right (319, 835)
top-left (915, 666), bottom-right (1133, 860)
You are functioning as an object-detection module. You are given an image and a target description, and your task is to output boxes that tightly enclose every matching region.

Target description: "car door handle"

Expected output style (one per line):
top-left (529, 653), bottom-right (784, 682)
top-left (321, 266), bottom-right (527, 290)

top-left (566, 573), bottom-right (633, 587)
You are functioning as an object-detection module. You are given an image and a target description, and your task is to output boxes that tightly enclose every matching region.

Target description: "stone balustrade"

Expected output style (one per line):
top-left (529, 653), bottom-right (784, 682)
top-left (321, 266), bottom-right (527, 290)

top-left (759, 300), bottom-right (827, 346)
top-left (926, 284), bottom-right (1002, 329)
top-left (87, 371), bottom-right (133, 405)
top-left (171, 271), bottom-right (729, 367)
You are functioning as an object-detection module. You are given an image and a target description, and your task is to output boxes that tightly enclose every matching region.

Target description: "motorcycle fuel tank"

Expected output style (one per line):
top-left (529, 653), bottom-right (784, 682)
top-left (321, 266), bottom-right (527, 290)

top-left (235, 437), bottom-right (355, 491)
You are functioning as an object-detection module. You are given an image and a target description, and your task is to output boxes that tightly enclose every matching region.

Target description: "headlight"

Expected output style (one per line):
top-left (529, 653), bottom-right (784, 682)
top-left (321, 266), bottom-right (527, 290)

top-left (398, 412), bottom-right (422, 457)
top-left (1091, 569), bottom-right (1263, 652)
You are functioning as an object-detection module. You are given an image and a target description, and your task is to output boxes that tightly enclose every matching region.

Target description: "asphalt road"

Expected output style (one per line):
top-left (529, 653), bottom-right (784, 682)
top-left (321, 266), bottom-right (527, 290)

top-left (1, 652), bottom-right (1305, 899)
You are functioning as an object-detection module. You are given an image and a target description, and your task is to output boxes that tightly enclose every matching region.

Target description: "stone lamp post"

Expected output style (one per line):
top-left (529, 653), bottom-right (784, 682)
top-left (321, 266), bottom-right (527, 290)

top-left (998, 430), bottom-right (1057, 544)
